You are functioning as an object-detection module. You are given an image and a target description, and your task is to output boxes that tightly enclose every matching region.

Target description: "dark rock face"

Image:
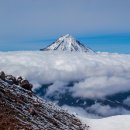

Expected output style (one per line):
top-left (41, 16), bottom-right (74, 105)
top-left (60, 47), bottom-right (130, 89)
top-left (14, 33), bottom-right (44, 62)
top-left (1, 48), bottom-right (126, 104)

top-left (0, 75), bottom-right (88, 130)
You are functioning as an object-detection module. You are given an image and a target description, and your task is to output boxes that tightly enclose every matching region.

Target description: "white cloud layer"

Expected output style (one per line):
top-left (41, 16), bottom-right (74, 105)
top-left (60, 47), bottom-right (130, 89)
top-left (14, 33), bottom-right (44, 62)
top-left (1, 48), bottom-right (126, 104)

top-left (124, 96), bottom-right (130, 106)
top-left (0, 51), bottom-right (130, 99)
top-left (62, 105), bottom-right (100, 119)
top-left (86, 103), bottom-right (130, 117)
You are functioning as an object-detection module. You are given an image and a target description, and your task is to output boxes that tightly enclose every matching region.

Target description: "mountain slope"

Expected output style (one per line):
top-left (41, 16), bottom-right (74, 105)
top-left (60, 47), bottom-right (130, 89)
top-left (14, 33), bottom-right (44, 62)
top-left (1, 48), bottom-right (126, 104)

top-left (40, 34), bottom-right (94, 53)
top-left (0, 78), bottom-right (88, 130)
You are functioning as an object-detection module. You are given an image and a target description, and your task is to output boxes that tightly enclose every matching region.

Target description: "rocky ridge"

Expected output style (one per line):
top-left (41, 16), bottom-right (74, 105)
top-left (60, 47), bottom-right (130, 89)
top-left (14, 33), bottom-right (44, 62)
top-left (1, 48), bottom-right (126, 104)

top-left (0, 72), bottom-right (88, 130)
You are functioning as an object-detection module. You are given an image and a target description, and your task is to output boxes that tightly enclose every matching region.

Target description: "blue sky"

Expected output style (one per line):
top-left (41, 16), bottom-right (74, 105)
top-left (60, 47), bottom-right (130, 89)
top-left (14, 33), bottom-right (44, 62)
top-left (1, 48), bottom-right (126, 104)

top-left (0, 0), bottom-right (130, 53)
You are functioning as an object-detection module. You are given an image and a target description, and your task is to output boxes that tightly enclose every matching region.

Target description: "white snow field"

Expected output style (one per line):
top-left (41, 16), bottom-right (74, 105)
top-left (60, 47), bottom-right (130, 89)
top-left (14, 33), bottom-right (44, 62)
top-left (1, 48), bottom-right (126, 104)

top-left (81, 115), bottom-right (130, 130)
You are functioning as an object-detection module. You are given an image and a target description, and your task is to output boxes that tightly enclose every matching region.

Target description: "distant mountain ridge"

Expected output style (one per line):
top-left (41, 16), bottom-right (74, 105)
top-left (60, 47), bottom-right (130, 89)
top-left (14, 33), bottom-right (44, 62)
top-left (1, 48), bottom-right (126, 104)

top-left (40, 34), bottom-right (94, 53)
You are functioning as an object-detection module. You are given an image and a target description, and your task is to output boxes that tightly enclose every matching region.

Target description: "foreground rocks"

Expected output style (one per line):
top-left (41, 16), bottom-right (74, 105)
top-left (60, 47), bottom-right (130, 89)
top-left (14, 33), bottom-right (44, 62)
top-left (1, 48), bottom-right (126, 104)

top-left (0, 71), bottom-right (33, 91)
top-left (0, 73), bottom-right (88, 130)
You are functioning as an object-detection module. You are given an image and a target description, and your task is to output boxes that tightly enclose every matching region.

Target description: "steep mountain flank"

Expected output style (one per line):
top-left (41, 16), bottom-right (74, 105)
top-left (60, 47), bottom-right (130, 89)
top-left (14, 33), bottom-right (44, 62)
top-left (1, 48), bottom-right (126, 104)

top-left (0, 73), bottom-right (88, 130)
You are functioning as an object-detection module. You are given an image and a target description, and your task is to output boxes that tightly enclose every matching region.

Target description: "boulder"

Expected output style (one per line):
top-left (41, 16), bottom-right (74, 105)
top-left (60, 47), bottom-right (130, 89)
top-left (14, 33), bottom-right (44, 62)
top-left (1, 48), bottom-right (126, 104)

top-left (20, 80), bottom-right (33, 91)
top-left (0, 71), bottom-right (5, 80)
top-left (17, 76), bottom-right (23, 83)
top-left (5, 75), bottom-right (18, 85)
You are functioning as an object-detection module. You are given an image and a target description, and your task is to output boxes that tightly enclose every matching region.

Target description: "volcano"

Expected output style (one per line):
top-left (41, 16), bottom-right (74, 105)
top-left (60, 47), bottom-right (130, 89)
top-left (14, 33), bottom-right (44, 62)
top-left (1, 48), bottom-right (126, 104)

top-left (40, 34), bottom-right (94, 53)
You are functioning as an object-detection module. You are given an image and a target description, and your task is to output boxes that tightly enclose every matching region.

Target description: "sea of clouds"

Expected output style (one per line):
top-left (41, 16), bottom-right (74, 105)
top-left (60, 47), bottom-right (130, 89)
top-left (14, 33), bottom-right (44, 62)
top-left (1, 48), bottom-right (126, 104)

top-left (0, 51), bottom-right (130, 97)
top-left (0, 51), bottom-right (130, 117)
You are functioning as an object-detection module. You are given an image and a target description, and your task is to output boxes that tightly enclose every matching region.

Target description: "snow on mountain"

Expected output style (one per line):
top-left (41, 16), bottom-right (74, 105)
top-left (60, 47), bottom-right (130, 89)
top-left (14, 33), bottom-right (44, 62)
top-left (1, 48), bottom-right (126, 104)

top-left (81, 115), bottom-right (130, 130)
top-left (40, 34), bottom-right (94, 53)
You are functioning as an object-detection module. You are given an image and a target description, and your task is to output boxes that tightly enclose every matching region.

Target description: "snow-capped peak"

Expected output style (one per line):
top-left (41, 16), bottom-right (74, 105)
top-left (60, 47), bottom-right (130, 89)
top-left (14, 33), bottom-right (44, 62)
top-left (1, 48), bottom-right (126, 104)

top-left (60, 34), bottom-right (71, 39)
top-left (40, 34), bottom-right (94, 53)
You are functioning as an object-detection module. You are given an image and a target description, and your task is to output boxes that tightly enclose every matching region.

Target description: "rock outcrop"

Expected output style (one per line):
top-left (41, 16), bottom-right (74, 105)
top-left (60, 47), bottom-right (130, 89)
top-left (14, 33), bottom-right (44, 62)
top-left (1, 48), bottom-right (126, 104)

top-left (0, 71), bottom-right (33, 91)
top-left (0, 72), bottom-right (88, 130)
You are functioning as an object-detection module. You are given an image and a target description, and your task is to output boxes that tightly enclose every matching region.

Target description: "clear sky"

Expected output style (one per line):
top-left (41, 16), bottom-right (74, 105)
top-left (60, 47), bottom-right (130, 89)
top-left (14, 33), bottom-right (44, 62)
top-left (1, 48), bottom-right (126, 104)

top-left (0, 0), bottom-right (130, 53)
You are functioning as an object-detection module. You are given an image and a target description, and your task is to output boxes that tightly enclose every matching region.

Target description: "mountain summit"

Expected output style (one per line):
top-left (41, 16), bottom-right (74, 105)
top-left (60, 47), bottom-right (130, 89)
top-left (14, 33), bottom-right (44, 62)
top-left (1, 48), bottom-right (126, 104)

top-left (40, 34), bottom-right (94, 53)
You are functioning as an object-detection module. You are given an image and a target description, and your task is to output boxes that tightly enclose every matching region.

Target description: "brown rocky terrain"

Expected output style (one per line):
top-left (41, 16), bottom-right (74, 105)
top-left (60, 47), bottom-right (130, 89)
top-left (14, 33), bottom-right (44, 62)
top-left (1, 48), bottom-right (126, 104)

top-left (0, 72), bottom-right (88, 130)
